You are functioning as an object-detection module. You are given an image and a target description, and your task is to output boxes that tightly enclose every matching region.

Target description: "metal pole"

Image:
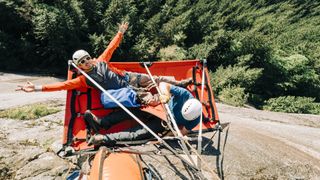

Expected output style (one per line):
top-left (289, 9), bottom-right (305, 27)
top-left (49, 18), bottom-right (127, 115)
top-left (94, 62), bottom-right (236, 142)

top-left (197, 59), bottom-right (206, 168)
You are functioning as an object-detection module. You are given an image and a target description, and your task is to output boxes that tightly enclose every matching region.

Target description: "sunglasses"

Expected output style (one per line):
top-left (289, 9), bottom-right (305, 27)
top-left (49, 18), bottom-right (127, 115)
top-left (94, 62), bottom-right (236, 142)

top-left (78, 56), bottom-right (91, 65)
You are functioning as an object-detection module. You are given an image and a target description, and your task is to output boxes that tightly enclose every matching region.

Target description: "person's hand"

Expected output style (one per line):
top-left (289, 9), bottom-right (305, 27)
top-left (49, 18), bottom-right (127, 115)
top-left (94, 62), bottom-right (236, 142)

top-left (159, 94), bottom-right (170, 104)
top-left (16, 81), bottom-right (35, 92)
top-left (145, 83), bottom-right (156, 91)
top-left (118, 22), bottom-right (129, 34)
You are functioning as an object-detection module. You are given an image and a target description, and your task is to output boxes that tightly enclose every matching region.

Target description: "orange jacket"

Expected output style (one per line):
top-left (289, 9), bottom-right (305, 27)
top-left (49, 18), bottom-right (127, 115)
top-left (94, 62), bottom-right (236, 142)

top-left (42, 32), bottom-right (124, 92)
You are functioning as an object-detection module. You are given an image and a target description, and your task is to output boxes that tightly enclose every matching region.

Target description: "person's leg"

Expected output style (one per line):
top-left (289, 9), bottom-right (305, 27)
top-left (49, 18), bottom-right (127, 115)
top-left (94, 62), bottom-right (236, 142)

top-left (100, 109), bottom-right (133, 129)
top-left (135, 91), bottom-right (160, 106)
top-left (126, 72), bottom-right (141, 88)
top-left (107, 119), bottom-right (165, 141)
top-left (88, 119), bottom-right (165, 146)
top-left (84, 109), bottom-right (150, 130)
top-left (127, 72), bottom-right (192, 88)
top-left (157, 76), bottom-right (192, 87)
top-left (125, 72), bottom-right (191, 106)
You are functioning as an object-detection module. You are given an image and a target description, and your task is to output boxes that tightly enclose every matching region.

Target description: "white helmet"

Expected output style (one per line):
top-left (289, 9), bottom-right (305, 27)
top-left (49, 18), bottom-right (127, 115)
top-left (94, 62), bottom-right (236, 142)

top-left (181, 98), bottom-right (202, 121)
top-left (72, 50), bottom-right (91, 64)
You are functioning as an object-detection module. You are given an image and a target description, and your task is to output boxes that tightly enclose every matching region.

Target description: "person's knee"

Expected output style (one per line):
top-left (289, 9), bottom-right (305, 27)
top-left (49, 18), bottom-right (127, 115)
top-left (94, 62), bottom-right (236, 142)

top-left (159, 82), bottom-right (171, 94)
top-left (100, 119), bottom-right (111, 129)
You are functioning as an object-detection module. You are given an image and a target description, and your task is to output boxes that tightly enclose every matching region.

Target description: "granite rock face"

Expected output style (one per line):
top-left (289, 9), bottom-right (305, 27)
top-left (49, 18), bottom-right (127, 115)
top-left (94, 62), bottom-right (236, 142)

top-left (1, 73), bottom-right (319, 179)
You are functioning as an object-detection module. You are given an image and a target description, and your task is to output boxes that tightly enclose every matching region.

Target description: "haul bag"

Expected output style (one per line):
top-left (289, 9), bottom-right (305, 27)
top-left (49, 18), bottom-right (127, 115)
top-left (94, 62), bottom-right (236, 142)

top-left (89, 147), bottom-right (144, 180)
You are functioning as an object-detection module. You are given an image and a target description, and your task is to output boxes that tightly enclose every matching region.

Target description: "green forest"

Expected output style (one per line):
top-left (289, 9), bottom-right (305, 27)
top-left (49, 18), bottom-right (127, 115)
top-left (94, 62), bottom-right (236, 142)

top-left (1, 0), bottom-right (319, 114)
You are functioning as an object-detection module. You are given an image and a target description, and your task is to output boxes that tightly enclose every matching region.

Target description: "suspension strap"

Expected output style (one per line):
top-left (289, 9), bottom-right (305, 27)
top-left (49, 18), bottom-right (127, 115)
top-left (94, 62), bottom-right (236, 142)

top-left (192, 66), bottom-right (200, 99)
top-left (66, 70), bottom-right (78, 146)
top-left (86, 88), bottom-right (92, 110)
top-left (66, 71), bottom-right (95, 146)
top-left (191, 62), bottom-right (216, 121)
top-left (204, 69), bottom-right (216, 121)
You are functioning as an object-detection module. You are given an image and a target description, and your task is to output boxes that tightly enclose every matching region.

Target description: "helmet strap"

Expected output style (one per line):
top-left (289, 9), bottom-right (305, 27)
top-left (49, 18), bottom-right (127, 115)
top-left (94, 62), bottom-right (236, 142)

top-left (84, 66), bottom-right (94, 73)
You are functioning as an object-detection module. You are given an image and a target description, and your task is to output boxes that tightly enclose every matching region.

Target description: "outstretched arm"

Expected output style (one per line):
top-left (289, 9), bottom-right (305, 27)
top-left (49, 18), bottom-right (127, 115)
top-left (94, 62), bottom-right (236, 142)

top-left (16, 76), bottom-right (87, 92)
top-left (97, 22), bottom-right (129, 62)
top-left (16, 81), bottom-right (37, 92)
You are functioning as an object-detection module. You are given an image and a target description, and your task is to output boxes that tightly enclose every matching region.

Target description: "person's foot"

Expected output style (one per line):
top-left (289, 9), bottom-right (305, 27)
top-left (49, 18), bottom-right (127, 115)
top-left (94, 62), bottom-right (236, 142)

top-left (84, 110), bottom-right (101, 132)
top-left (84, 110), bottom-right (102, 124)
top-left (87, 134), bottom-right (106, 146)
top-left (177, 78), bottom-right (193, 87)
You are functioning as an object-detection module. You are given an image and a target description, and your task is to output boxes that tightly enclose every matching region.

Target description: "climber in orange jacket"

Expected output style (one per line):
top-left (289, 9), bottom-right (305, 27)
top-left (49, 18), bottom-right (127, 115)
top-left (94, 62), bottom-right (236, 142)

top-left (16, 22), bottom-right (192, 106)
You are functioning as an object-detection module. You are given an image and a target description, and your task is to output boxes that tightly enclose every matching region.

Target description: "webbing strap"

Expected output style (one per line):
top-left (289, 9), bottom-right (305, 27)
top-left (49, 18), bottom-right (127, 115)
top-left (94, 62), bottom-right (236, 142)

top-left (192, 66), bottom-right (200, 99)
top-left (204, 70), bottom-right (216, 120)
top-left (86, 88), bottom-right (92, 110)
top-left (66, 71), bottom-right (78, 146)
top-left (66, 73), bottom-right (95, 146)
top-left (98, 147), bottom-right (107, 180)
top-left (191, 65), bottom-right (216, 121)
top-left (85, 88), bottom-right (93, 140)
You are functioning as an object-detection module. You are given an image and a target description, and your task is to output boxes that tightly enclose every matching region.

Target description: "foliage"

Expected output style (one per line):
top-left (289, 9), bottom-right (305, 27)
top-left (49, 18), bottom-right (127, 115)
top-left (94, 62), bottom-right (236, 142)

top-left (274, 54), bottom-right (320, 99)
top-left (158, 45), bottom-right (187, 60)
top-left (1, 0), bottom-right (320, 114)
top-left (210, 65), bottom-right (262, 95)
top-left (263, 96), bottom-right (320, 114)
top-left (31, 1), bottom-right (86, 73)
top-left (218, 86), bottom-right (248, 107)
top-left (0, 103), bottom-right (60, 120)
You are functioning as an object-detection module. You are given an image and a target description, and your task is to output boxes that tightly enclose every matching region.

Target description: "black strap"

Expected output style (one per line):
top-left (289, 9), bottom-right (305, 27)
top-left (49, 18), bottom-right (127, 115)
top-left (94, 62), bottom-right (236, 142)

top-left (192, 66), bottom-right (200, 99)
top-left (136, 74), bottom-right (142, 88)
top-left (85, 88), bottom-right (93, 141)
top-left (191, 64), bottom-right (216, 121)
top-left (204, 69), bottom-right (216, 120)
top-left (66, 70), bottom-right (78, 146)
top-left (86, 88), bottom-right (92, 110)
top-left (56, 146), bottom-right (66, 158)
